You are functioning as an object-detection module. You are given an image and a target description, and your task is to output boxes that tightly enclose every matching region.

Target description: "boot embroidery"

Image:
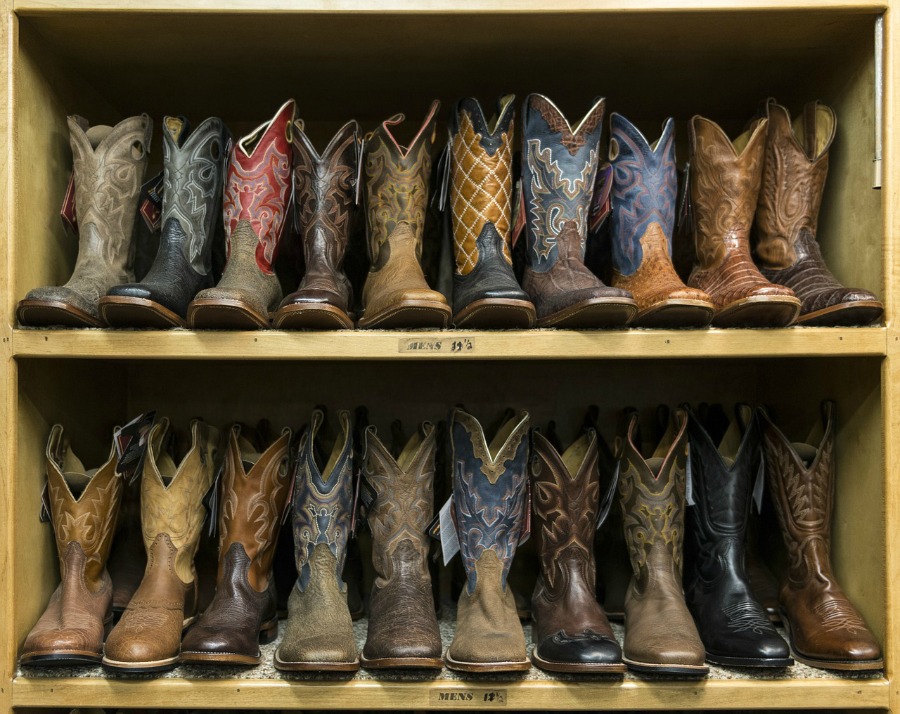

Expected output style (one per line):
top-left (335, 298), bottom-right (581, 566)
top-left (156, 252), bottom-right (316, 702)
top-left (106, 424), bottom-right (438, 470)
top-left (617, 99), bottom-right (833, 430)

top-left (813, 599), bottom-right (868, 634)
top-left (721, 600), bottom-right (770, 634)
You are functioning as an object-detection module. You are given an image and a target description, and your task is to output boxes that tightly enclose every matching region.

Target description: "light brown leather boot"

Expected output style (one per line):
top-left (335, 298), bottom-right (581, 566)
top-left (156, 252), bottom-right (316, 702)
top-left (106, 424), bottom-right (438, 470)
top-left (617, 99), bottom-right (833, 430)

top-left (103, 419), bottom-right (219, 673)
top-left (21, 426), bottom-right (123, 666)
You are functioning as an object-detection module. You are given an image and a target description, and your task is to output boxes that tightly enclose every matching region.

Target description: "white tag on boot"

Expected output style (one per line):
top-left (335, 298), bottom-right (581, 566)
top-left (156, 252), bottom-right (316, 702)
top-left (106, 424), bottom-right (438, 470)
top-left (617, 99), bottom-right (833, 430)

top-left (753, 457), bottom-right (766, 514)
top-left (685, 443), bottom-right (696, 506)
top-left (439, 496), bottom-right (460, 566)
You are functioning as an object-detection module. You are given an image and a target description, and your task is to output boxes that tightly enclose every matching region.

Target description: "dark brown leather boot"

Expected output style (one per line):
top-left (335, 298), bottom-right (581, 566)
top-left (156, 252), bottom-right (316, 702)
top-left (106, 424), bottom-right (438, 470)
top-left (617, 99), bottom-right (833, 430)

top-left (759, 401), bottom-right (882, 671)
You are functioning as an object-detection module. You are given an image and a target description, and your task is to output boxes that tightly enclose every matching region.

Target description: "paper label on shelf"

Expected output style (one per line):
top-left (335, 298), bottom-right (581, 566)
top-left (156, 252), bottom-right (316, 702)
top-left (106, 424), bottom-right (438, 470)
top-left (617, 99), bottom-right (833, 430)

top-left (685, 443), bottom-right (695, 506)
top-left (753, 457), bottom-right (765, 513)
top-left (399, 337), bottom-right (475, 354)
top-left (430, 689), bottom-right (507, 707)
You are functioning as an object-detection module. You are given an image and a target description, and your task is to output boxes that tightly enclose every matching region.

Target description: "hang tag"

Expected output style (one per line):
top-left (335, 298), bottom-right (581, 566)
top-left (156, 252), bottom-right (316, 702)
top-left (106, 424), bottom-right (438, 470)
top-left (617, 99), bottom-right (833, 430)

top-left (753, 457), bottom-right (766, 514)
top-left (511, 180), bottom-right (526, 247)
top-left (351, 472), bottom-right (377, 536)
top-left (114, 411), bottom-right (156, 486)
top-left (203, 461), bottom-right (224, 538)
top-left (588, 163), bottom-right (613, 235)
top-left (677, 162), bottom-right (692, 233)
top-left (518, 479), bottom-right (531, 545)
top-left (39, 482), bottom-right (53, 523)
top-left (281, 470), bottom-right (296, 526)
top-left (685, 443), bottom-right (696, 506)
top-left (435, 496), bottom-right (460, 566)
top-left (355, 136), bottom-right (366, 206)
top-left (60, 171), bottom-right (78, 235)
top-left (597, 461), bottom-right (620, 530)
top-left (139, 172), bottom-right (164, 233)
top-left (432, 136), bottom-right (452, 212)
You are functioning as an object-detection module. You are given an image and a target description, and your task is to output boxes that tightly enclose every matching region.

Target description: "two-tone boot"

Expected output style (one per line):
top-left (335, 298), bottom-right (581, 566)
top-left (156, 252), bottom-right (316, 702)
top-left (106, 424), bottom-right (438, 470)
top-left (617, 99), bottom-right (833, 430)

top-left (20, 426), bottom-right (123, 665)
top-left (102, 419), bottom-right (219, 673)
top-left (759, 401), bottom-right (882, 671)
top-left (101, 116), bottom-right (229, 327)
top-left (189, 100), bottom-right (295, 329)
top-left (18, 115), bottom-right (152, 327)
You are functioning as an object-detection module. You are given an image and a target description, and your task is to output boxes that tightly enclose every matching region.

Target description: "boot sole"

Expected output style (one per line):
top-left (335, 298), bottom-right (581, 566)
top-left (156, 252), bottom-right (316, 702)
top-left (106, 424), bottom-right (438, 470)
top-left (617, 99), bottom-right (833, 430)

top-left (101, 654), bottom-right (180, 673)
top-left (444, 652), bottom-right (531, 673)
top-left (781, 613), bottom-right (883, 671)
top-left (537, 298), bottom-right (637, 329)
top-left (17, 299), bottom-right (104, 328)
top-left (630, 299), bottom-right (715, 329)
top-left (711, 296), bottom-right (801, 328)
top-left (180, 616), bottom-right (279, 666)
top-left (273, 303), bottom-right (354, 330)
top-left (357, 300), bottom-right (451, 329)
top-left (705, 652), bottom-right (793, 668)
top-left (531, 650), bottom-right (626, 674)
top-left (622, 656), bottom-right (709, 676)
top-left (453, 299), bottom-right (536, 329)
top-left (20, 650), bottom-right (103, 666)
top-left (360, 654), bottom-right (443, 669)
top-left (273, 651), bottom-right (360, 672)
top-left (187, 298), bottom-right (270, 330)
top-left (99, 296), bottom-right (187, 328)
top-left (794, 300), bottom-right (883, 327)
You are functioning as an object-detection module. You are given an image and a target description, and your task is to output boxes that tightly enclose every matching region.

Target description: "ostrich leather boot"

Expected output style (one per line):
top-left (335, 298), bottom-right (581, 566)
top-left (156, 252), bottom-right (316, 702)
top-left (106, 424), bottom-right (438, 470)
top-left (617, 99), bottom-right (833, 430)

top-left (449, 96), bottom-right (535, 328)
top-left (530, 428), bottom-right (624, 673)
top-left (520, 94), bottom-right (636, 328)
top-left (758, 402), bottom-right (882, 671)
top-left (360, 422), bottom-right (442, 668)
top-left (617, 408), bottom-right (707, 675)
top-left (686, 115), bottom-right (800, 327)
top-left (609, 113), bottom-right (713, 327)
top-left (101, 116), bottom-right (229, 327)
top-left (754, 100), bottom-right (882, 326)
top-left (107, 468), bottom-right (145, 615)
top-left (18, 115), bottom-right (152, 327)
top-left (446, 409), bottom-right (530, 673)
top-left (275, 409), bottom-right (358, 672)
top-left (358, 102), bottom-right (451, 328)
top-left (189, 100), bottom-right (295, 329)
top-left (21, 426), bottom-right (123, 665)
top-left (274, 120), bottom-right (359, 329)
top-left (103, 419), bottom-right (219, 673)
top-left (181, 425), bottom-right (292, 665)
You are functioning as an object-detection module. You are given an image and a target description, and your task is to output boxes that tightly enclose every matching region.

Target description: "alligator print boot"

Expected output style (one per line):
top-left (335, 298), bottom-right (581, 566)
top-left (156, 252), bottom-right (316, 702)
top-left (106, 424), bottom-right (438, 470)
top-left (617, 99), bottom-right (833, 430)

top-left (188, 100), bottom-right (295, 329)
top-left (274, 120), bottom-right (359, 329)
top-left (18, 115), bottom-right (152, 327)
top-left (101, 116), bottom-right (229, 327)
top-left (20, 426), bottom-right (123, 665)
top-left (758, 401), bottom-right (882, 671)
top-left (609, 113), bottom-right (714, 327)
top-left (754, 100), bottom-right (882, 326)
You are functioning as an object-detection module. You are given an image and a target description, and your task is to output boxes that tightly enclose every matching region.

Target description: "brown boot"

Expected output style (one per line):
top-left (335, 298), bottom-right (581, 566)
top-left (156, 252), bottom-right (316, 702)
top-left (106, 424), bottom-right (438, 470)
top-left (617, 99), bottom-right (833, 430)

top-left (102, 419), bottom-right (219, 673)
top-left (21, 426), bottom-right (123, 665)
top-left (758, 401), bottom-right (882, 671)
top-left (107, 468), bottom-right (146, 616)
top-left (181, 425), bottom-right (292, 665)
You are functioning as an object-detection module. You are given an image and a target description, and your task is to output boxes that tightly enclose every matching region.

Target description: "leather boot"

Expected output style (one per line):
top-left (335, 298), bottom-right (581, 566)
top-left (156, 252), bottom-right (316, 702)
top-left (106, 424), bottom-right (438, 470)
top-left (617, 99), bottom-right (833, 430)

top-left (189, 100), bottom-right (295, 329)
top-left (520, 94), bottom-right (636, 328)
top-left (758, 401), bottom-right (882, 671)
top-left (357, 101), bottom-right (451, 328)
top-left (530, 428), bottom-right (624, 673)
top-left (617, 407), bottom-right (707, 675)
top-left (275, 409), bottom-right (358, 671)
top-left (609, 113), bottom-right (714, 327)
top-left (449, 96), bottom-right (535, 328)
top-left (359, 422), bottom-right (442, 668)
top-left (101, 116), bottom-right (229, 327)
top-left (21, 426), bottom-right (123, 665)
top-left (683, 405), bottom-right (791, 667)
top-left (181, 425), bottom-right (292, 665)
top-left (446, 409), bottom-right (530, 672)
top-left (107, 471), bottom-right (145, 616)
top-left (103, 419), bottom-right (219, 672)
top-left (18, 115), bottom-right (152, 327)
top-left (687, 116), bottom-right (800, 327)
top-left (754, 100), bottom-right (883, 326)
top-left (274, 120), bottom-right (359, 329)
top-left (747, 513), bottom-right (781, 622)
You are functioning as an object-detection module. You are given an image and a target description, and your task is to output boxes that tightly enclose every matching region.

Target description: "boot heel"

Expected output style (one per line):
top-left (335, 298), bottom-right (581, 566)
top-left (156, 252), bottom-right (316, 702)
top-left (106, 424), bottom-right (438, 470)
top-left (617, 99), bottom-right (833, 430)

top-left (259, 617), bottom-right (279, 645)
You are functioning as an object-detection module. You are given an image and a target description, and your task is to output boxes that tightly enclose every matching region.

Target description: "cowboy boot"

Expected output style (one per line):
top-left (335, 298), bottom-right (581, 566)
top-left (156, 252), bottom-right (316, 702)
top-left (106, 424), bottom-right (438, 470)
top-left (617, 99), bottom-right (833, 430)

top-left (746, 509), bottom-right (782, 623)
top-left (357, 102), bottom-right (452, 328)
top-left (181, 425), bottom-right (291, 664)
top-left (449, 96), bottom-right (535, 328)
top-left (18, 115), bottom-right (152, 327)
top-left (274, 120), bottom-right (359, 329)
top-left (758, 401), bottom-right (882, 671)
top-left (20, 426), bottom-right (123, 665)
top-left (520, 94), bottom-right (636, 328)
top-left (530, 427), bottom-right (624, 673)
top-left (101, 116), bottom-right (229, 327)
top-left (754, 100), bottom-right (882, 326)
top-left (609, 113), bottom-right (714, 328)
top-left (445, 409), bottom-right (530, 673)
top-left (275, 409), bottom-right (358, 671)
top-left (686, 115), bottom-right (800, 327)
top-left (189, 100), bottom-right (295, 329)
top-left (103, 419), bottom-right (219, 672)
top-left (617, 407), bottom-right (707, 675)
top-left (107, 471), bottom-right (146, 616)
top-left (683, 404), bottom-right (792, 667)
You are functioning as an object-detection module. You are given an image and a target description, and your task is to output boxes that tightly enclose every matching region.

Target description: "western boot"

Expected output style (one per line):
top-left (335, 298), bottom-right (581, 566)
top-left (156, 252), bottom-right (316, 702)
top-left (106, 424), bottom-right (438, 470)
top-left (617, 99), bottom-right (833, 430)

top-left (18, 115), bottom-right (152, 327)
top-left (275, 409), bottom-right (358, 671)
top-left (449, 96), bottom-right (535, 328)
top-left (446, 409), bottom-right (530, 673)
top-left (181, 425), bottom-right (292, 665)
top-left (107, 471), bottom-right (146, 616)
top-left (274, 120), bottom-right (359, 329)
top-left (189, 100), bottom-right (295, 329)
top-left (530, 428), bottom-right (624, 673)
top-left (683, 405), bottom-right (792, 667)
top-left (359, 422), bottom-right (442, 668)
top-left (746, 512), bottom-right (782, 622)
top-left (20, 426), bottom-right (123, 665)
top-left (520, 94), bottom-right (637, 328)
top-left (758, 401), bottom-right (882, 671)
top-left (754, 100), bottom-right (883, 326)
top-left (357, 101), bottom-right (452, 328)
top-left (103, 419), bottom-right (219, 673)
top-left (101, 116), bottom-right (229, 327)
top-left (686, 116), bottom-right (800, 327)
top-left (608, 113), bottom-right (714, 328)
top-left (617, 407), bottom-right (708, 675)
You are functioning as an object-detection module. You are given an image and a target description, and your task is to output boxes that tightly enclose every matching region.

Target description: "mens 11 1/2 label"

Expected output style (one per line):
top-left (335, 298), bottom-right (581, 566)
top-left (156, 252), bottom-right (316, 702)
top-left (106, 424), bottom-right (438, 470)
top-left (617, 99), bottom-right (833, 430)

top-left (429, 689), bottom-right (507, 706)
top-left (399, 337), bottom-right (475, 353)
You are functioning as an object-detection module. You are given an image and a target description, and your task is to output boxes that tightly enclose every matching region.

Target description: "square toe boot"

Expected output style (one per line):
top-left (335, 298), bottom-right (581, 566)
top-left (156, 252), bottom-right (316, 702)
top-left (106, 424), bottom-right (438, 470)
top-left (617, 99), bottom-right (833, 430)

top-left (20, 426), bottom-right (123, 666)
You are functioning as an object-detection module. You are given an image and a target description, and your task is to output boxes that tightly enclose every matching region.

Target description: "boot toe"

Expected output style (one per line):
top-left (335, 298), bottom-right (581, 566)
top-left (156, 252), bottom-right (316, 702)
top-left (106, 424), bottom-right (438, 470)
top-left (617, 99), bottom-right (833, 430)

top-left (538, 631), bottom-right (622, 665)
top-left (23, 285), bottom-right (98, 318)
top-left (106, 283), bottom-right (153, 301)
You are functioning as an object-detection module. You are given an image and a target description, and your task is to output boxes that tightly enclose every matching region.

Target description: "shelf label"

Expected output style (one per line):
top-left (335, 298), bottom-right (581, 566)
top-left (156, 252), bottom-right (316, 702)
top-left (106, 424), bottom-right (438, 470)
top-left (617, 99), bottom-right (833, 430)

top-left (430, 689), bottom-right (507, 706)
top-left (399, 337), bottom-right (475, 354)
